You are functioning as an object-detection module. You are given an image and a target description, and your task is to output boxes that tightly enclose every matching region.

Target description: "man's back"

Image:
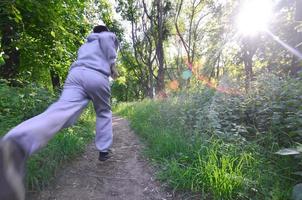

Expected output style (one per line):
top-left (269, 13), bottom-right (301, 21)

top-left (71, 32), bottom-right (118, 76)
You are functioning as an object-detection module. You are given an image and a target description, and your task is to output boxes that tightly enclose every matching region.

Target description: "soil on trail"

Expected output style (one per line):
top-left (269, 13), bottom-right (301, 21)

top-left (27, 116), bottom-right (183, 200)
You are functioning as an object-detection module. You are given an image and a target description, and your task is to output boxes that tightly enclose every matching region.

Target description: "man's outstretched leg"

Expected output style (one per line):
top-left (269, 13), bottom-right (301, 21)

top-left (0, 68), bottom-right (90, 199)
top-left (3, 96), bottom-right (89, 155)
top-left (0, 99), bottom-right (88, 200)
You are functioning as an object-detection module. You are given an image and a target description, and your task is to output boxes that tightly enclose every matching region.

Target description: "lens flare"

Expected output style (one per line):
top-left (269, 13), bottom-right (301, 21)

top-left (181, 70), bottom-right (193, 80)
top-left (266, 30), bottom-right (302, 60)
top-left (185, 61), bottom-right (241, 95)
top-left (168, 80), bottom-right (180, 90)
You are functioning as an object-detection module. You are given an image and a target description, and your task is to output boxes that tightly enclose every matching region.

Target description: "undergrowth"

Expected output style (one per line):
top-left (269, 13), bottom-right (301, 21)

top-left (114, 74), bottom-right (301, 200)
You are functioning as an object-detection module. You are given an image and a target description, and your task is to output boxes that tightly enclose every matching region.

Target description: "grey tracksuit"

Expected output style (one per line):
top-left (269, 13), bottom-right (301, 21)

top-left (4, 32), bottom-right (119, 155)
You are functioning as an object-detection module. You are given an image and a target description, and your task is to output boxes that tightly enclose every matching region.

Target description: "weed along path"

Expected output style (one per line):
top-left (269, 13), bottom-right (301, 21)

top-left (27, 116), bottom-right (177, 200)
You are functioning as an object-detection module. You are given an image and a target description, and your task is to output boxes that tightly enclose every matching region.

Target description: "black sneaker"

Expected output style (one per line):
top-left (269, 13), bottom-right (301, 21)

top-left (0, 139), bottom-right (26, 200)
top-left (98, 150), bottom-right (111, 161)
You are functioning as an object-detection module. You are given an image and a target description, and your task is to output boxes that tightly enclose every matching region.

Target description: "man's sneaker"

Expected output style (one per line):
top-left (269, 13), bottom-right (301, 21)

top-left (98, 150), bottom-right (111, 161)
top-left (0, 139), bottom-right (26, 200)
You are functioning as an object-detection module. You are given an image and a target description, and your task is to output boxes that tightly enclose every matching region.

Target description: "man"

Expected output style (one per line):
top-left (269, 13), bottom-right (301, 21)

top-left (0, 25), bottom-right (119, 200)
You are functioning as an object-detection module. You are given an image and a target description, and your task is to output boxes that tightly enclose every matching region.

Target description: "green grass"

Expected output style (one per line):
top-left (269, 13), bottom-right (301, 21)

top-left (114, 100), bottom-right (297, 200)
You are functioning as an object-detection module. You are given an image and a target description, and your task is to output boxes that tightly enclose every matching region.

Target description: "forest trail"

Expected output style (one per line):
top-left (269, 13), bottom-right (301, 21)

top-left (26, 116), bottom-right (180, 200)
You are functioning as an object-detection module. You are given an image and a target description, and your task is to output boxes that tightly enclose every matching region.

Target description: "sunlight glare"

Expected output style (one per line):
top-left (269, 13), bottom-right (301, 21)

top-left (236, 0), bottom-right (273, 36)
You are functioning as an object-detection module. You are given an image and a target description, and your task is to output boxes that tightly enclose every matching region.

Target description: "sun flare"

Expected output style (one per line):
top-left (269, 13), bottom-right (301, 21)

top-left (236, 0), bottom-right (273, 36)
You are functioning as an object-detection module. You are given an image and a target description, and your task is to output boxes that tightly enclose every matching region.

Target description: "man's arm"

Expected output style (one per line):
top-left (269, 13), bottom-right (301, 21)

top-left (99, 33), bottom-right (118, 66)
top-left (110, 63), bottom-right (119, 80)
top-left (99, 33), bottom-right (119, 79)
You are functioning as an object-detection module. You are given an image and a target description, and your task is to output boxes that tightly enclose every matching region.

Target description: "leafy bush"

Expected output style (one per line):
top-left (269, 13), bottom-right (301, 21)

top-left (0, 81), bottom-right (56, 134)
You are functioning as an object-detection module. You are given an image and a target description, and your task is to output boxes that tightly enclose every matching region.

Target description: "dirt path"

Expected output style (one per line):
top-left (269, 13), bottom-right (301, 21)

top-left (27, 116), bottom-right (177, 200)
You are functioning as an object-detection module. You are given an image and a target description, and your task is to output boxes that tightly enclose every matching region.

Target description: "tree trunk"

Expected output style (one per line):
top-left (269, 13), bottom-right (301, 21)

top-left (50, 68), bottom-right (61, 92)
top-left (156, 0), bottom-right (165, 93)
top-left (243, 53), bottom-right (253, 92)
top-left (242, 38), bottom-right (256, 92)
top-left (0, 25), bottom-right (20, 81)
top-left (148, 64), bottom-right (154, 98)
top-left (290, 50), bottom-right (302, 77)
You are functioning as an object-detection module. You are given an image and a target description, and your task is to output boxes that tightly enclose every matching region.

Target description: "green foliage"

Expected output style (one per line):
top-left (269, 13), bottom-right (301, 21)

top-left (211, 73), bottom-right (302, 146)
top-left (0, 0), bottom-right (92, 87)
top-left (0, 81), bottom-right (56, 133)
top-left (111, 48), bottom-right (146, 101)
top-left (1, 0), bottom-right (126, 89)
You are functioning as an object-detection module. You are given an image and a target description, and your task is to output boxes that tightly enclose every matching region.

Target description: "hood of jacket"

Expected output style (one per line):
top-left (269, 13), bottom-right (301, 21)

top-left (87, 32), bottom-right (115, 42)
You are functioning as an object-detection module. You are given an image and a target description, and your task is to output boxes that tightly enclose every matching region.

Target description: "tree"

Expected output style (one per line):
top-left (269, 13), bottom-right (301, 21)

top-left (117, 0), bottom-right (172, 97)
top-left (0, 0), bottom-right (91, 90)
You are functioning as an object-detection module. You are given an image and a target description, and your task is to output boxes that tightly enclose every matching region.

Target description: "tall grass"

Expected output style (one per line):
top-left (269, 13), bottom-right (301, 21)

top-left (114, 74), bottom-right (301, 199)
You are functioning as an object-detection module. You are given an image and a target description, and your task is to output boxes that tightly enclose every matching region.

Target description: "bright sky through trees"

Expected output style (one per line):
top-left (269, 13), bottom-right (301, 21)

top-left (236, 0), bottom-right (273, 36)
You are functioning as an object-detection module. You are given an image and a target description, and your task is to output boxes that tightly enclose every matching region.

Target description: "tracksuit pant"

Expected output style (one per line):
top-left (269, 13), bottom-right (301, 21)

top-left (4, 67), bottom-right (112, 155)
